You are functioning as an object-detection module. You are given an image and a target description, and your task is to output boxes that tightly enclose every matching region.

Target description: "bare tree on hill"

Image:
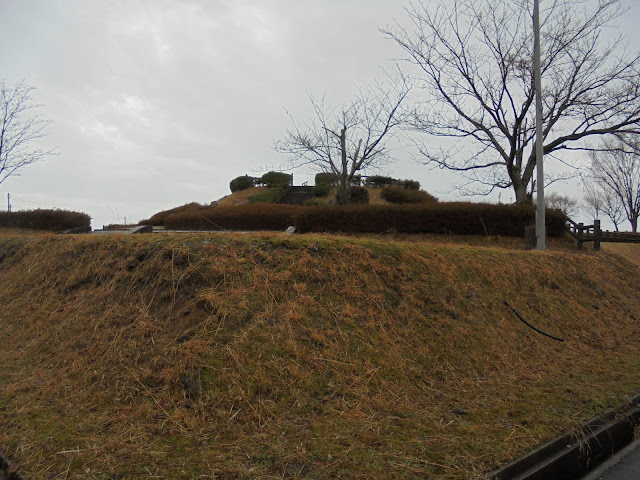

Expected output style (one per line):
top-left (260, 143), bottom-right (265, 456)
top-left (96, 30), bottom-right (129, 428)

top-left (275, 78), bottom-right (410, 204)
top-left (582, 180), bottom-right (625, 231)
top-left (384, 0), bottom-right (640, 203)
top-left (544, 192), bottom-right (579, 218)
top-left (588, 135), bottom-right (640, 231)
top-left (0, 80), bottom-right (55, 186)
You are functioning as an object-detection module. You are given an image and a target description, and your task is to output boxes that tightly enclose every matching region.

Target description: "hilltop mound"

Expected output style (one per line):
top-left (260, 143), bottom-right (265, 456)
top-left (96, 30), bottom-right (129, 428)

top-left (0, 233), bottom-right (638, 479)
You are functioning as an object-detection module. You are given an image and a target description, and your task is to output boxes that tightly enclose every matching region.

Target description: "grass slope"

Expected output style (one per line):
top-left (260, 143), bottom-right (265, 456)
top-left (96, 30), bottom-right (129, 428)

top-left (0, 233), bottom-right (639, 479)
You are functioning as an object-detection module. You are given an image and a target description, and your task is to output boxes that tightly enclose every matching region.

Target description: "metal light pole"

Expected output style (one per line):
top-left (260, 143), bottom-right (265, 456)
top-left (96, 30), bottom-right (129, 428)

top-left (534, 0), bottom-right (546, 250)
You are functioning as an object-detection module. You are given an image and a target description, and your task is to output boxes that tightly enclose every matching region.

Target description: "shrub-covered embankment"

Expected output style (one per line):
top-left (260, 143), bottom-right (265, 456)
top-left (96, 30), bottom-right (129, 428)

top-left (0, 209), bottom-right (91, 231)
top-left (0, 234), bottom-right (638, 479)
top-left (151, 202), bottom-right (566, 237)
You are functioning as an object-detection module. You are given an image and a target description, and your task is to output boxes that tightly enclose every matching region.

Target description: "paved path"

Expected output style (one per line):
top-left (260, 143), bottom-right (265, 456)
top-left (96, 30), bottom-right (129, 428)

top-left (582, 438), bottom-right (640, 480)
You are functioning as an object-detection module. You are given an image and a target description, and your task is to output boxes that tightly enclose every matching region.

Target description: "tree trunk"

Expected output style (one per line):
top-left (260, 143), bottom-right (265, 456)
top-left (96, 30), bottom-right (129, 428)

top-left (514, 181), bottom-right (529, 204)
top-left (337, 128), bottom-right (350, 204)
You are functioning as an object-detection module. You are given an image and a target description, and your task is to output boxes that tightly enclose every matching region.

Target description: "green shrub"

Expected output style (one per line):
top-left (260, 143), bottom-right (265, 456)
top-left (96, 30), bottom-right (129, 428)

top-left (164, 204), bottom-right (303, 231)
top-left (293, 203), bottom-right (566, 236)
top-left (314, 182), bottom-right (332, 197)
top-left (365, 175), bottom-right (396, 188)
top-left (248, 187), bottom-right (286, 204)
top-left (348, 186), bottom-right (369, 204)
top-left (0, 209), bottom-right (91, 231)
top-left (315, 172), bottom-right (339, 186)
top-left (229, 175), bottom-right (256, 192)
top-left (336, 186), bottom-right (370, 205)
top-left (381, 187), bottom-right (437, 204)
top-left (259, 171), bottom-right (292, 188)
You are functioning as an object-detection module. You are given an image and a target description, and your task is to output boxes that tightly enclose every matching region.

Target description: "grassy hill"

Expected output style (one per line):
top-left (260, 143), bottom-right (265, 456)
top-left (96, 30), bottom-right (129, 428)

top-left (0, 232), bottom-right (639, 479)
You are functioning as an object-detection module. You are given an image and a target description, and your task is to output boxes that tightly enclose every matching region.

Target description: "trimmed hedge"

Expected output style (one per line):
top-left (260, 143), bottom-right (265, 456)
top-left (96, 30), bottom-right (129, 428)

top-left (399, 179), bottom-right (420, 190)
top-left (315, 172), bottom-right (339, 186)
top-left (259, 171), bottom-right (291, 188)
top-left (164, 204), bottom-right (303, 231)
top-left (380, 187), bottom-right (438, 204)
top-left (293, 203), bottom-right (567, 236)
top-left (0, 209), bottom-right (91, 231)
top-left (230, 175), bottom-right (256, 193)
top-left (139, 202), bottom-right (206, 226)
top-left (365, 175), bottom-right (395, 188)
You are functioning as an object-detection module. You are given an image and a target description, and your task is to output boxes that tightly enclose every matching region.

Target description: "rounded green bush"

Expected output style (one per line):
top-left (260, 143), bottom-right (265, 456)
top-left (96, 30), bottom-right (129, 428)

top-left (336, 186), bottom-right (369, 204)
top-left (260, 171), bottom-right (292, 188)
top-left (314, 182), bottom-right (331, 197)
top-left (315, 172), bottom-right (339, 186)
top-left (229, 175), bottom-right (256, 193)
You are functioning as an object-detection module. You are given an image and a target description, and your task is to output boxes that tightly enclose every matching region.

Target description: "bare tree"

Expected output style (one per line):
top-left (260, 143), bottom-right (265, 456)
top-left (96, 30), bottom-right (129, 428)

top-left (544, 192), bottom-right (579, 218)
top-left (589, 135), bottom-right (640, 231)
top-left (384, 0), bottom-right (640, 203)
top-left (275, 79), bottom-right (410, 204)
top-left (582, 181), bottom-right (604, 220)
top-left (0, 80), bottom-right (55, 186)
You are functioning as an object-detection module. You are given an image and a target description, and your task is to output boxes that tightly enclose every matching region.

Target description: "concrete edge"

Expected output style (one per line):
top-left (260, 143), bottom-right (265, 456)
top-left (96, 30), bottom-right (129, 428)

top-left (490, 394), bottom-right (640, 480)
top-left (580, 437), bottom-right (640, 480)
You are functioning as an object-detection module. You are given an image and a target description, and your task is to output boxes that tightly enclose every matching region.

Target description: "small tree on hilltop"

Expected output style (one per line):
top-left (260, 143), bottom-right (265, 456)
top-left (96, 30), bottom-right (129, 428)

top-left (544, 192), bottom-right (579, 218)
top-left (275, 77), bottom-right (410, 204)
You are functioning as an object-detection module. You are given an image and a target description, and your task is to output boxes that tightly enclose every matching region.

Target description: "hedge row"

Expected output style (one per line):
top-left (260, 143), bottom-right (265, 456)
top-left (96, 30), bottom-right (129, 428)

top-left (158, 202), bottom-right (566, 236)
top-left (164, 204), bottom-right (303, 231)
top-left (293, 203), bottom-right (567, 236)
top-left (0, 209), bottom-right (91, 231)
top-left (139, 202), bottom-right (207, 226)
top-left (380, 187), bottom-right (438, 204)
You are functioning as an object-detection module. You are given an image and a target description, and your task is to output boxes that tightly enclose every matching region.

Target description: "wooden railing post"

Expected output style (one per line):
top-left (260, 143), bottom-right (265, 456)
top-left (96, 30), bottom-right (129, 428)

top-left (593, 220), bottom-right (601, 251)
top-left (578, 222), bottom-right (584, 250)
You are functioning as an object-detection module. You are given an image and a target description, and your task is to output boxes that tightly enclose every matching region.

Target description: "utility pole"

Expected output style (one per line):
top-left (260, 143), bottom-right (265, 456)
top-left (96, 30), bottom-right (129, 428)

top-left (7, 193), bottom-right (10, 212)
top-left (534, 0), bottom-right (546, 250)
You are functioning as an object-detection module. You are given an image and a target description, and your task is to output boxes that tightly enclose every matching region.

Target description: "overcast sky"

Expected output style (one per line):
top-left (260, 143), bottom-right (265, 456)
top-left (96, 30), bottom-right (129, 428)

top-left (1, 0), bottom-right (638, 228)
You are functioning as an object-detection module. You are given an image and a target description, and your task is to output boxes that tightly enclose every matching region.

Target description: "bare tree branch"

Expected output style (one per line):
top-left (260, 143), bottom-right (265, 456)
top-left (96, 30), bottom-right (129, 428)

top-left (0, 79), bottom-right (55, 186)
top-left (383, 0), bottom-right (640, 203)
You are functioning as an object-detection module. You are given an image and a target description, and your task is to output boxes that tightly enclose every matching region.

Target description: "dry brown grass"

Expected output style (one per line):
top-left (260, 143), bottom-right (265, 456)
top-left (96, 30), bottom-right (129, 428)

top-left (0, 233), bottom-right (638, 479)
top-left (216, 187), bottom-right (270, 206)
top-left (0, 227), bottom-right (54, 236)
top-left (601, 243), bottom-right (640, 269)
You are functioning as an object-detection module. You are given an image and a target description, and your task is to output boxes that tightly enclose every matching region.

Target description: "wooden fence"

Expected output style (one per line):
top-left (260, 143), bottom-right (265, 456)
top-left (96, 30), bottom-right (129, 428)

top-left (566, 218), bottom-right (640, 250)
